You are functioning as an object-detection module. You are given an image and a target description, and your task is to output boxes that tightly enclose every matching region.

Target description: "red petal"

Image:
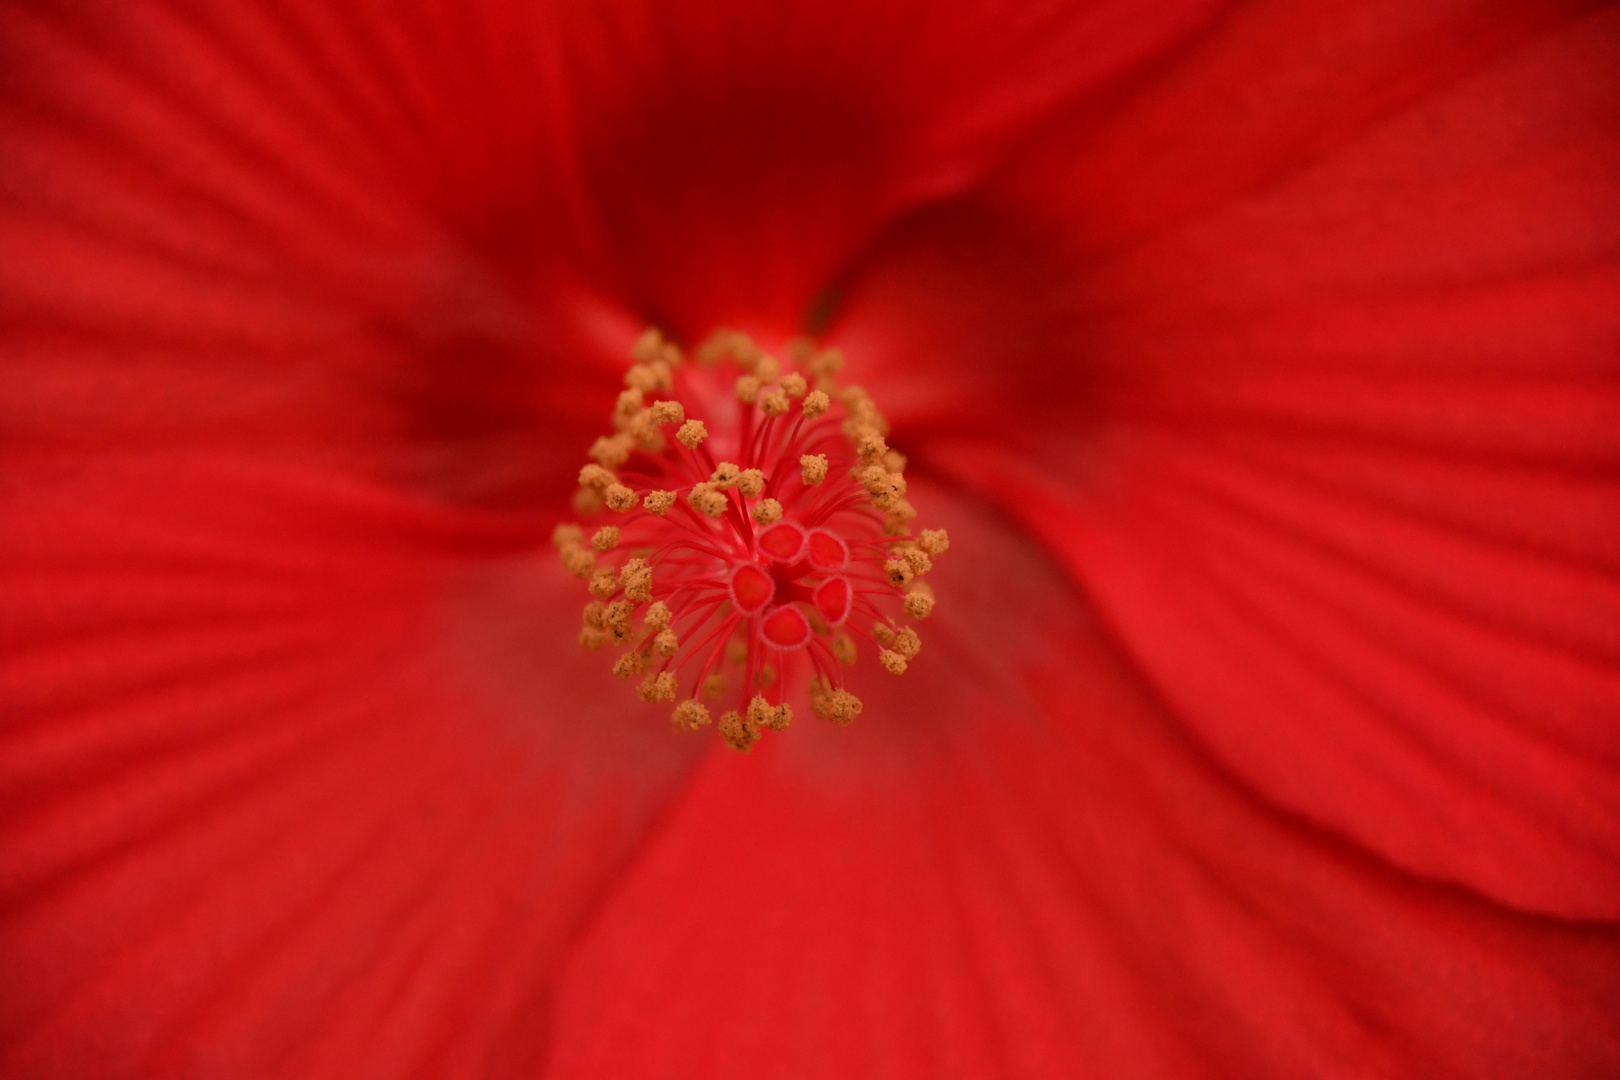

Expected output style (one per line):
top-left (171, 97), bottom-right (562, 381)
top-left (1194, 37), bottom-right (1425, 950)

top-left (552, 0), bottom-right (1221, 330)
top-left (546, 485), bottom-right (1620, 1077)
top-left (0, 454), bottom-right (701, 1076)
top-left (837, 4), bottom-right (1620, 918)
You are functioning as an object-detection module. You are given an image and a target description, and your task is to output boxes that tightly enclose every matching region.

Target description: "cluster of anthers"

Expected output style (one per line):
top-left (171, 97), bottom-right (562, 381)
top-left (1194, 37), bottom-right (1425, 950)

top-left (553, 328), bottom-right (947, 751)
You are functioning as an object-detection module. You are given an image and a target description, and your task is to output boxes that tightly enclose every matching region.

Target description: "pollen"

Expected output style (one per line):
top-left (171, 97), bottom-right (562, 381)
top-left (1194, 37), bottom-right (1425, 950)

top-left (559, 327), bottom-right (950, 750)
top-left (677, 419), bottom-right (708, 448)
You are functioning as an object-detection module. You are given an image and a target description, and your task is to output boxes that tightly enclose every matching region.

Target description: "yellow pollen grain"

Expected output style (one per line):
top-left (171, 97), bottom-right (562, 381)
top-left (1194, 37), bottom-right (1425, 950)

top-left (747, 695), bottom-right (792, 732)
top-left (588, 567), bottom-right (619, 598)
top-left (677, 420), bottom-right (708, 449)
top-left (752, 498), bottom-right (783, 524)
top-left (619, 557), bottom-right (653, 602)
top-left (919, 528), bottom-right (950, 556)
top-left (605, 484), bottom-right (637, 512)
top-left (900, 546), bottom-right (932, 576)
top-left (638, 671), bottom-right (678, 702)
top-left (832, 634), bottom-right (856, 665)
top-left (615, 388), bottom-right (644, 422)
top-left (809, 347), bottom-right (845, 378)
top-left (779, 372), bottom-right (807, 398)
top-left (735, 375), bottom-right (761, 404)
top-left (800, 454), bottom-right (829, 486)
top-left (631, 328), bottom-right (666, 364)
top-left (884, 559), bottom-right (913, 587)
top-left (559, 544), bottom-right (595, 580)
top-left (688, 482), bottom-right (728, 518)
top-left (643, 600), bottom-right (673, 632)
top-left (643, 490), bottom-right (676, 515)
top-left (591, 526), bottom-right (620, 553)
top-left (873, 622), bottom-right (896, 647)
top-left (736, 469), bottom-right (765, 498)
top-left (711, 462), bottom-right (741, 488)
top-left (612, 650), bottom-right (645, 680)
top-left (582, 601), bottom-right (607, 630)
top-left (589, 434), bottom-right (634, 468)
top-left (878, 649), bottom-right (908, 675)
top-left (894, 627), bottom-right (921, 659)
top-left (884, 500), bottom-right (918, 534)
top-left (552, 523), bottom-right (583, 549)
top-left (672, 699), bottom-right (711, 731)
top-left (624, 363), bottom-right (660, 393)
top-left (854, 429), bottom-right (888, 462)
top-left (904, 582), bottom-right (935, 619)
top-left (653, 628), bottom-right (678, 657)
top-left (760, 389), bottom-right (790, 417)
top-left (579, 464), bottom-right (615, 490)
top-left (650, 400), bottom-right (685, 425)
top-left (604, 601), bottom-right (634, 645)
top-left (814, 686), bottom-right (862, 726)
top-left (719, 709), bottom-right (760, 752)
top-left (802, 390), bottom-right (830, 419)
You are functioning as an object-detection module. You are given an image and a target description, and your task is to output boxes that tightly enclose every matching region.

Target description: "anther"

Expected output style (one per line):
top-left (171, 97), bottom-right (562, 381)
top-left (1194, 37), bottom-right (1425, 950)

top-left (591, 526), bottom-right (620, 553)
top-left (649, 400), bottom-right (685, 425)
top-left (918, 528), bottom-right (950, 555)
top-left (639, 672), bottom-right (678, 702)
top-left (579, 464), bottom-right (615, 490)
top-left (904, 582), bottom-right (935, 619)
top-left (643, 601), bottom-right (673, 632)
top-left (604, 484), bottom-right (637, 512)
top-left (588, 567), bottom-right (619, 598)
top-left (802, 390), bottom-right (830, 418)
top-left (718, 709), bottom-right (759, 752)
top-left (878, 649), bottom-right (907, 675)
top-left (893, 627), bottom-right (921, 659)
top-left (613, 651), bottom-right (646, 680)
top-left (589, 434), bottom-right (634, 468)
top-left (736, 469), bottom-right (765, 498)
top-left (735, 375), bottom-right (761, 404)
top-left (688, 482), bottom-right (728, 517)
top-left (672, 700), bottom-right (711, 731)
top-left (752, 498), bottom-right (783, 524)
top-left (677, 419), bottom-right (708, 448)
top-left (643, 490), bottom-right (676, 515)
top-left (653, 628), bottom-right (678, 657)
top-left (780, 372), bottom-right (807, 398)
top-left (760, 389), bottom-right (790, 417)
top-left (801, 454), bottom-right (829, 485)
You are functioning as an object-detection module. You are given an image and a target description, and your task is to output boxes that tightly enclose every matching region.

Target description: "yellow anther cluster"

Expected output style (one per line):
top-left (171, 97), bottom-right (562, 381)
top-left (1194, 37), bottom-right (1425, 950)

top-left (809, 682), bottom-right (863, 725)
top-left (688, 482), bottom-right (728, 518)
top-left (677, 419), bottom-right (707, 448)
top-left (561, 325), bottom-right (950, 750)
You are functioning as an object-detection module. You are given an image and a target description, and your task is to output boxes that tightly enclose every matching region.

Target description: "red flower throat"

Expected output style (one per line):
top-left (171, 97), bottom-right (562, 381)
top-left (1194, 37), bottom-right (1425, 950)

top-left (553, 329), bottom-right (948, 750)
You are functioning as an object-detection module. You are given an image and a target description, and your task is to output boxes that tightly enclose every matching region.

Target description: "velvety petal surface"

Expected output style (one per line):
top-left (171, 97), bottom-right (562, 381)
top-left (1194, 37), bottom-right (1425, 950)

top-left (836, 0), bottom-right (1620, 918)
top-left (550, 0), bottom-right (1224, 335)
top-left (0, 453), bottom-right (702, 1078)
top-left (545, 486), bottom-right (1620, 1079)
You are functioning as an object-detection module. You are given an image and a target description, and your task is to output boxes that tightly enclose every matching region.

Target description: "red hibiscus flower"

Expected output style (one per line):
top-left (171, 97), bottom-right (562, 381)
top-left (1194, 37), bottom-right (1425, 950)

top-left (3, 0), bottom-right (1619, 1076)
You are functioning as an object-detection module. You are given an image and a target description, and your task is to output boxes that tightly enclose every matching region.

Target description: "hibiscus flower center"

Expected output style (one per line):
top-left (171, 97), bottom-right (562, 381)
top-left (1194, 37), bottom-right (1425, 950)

top-left (552, 329), bottom-right (947, 751)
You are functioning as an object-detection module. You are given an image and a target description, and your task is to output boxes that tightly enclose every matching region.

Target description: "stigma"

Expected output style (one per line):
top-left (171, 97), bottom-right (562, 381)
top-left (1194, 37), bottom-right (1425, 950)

top-left (553, 328), bottom-right (947, 751)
